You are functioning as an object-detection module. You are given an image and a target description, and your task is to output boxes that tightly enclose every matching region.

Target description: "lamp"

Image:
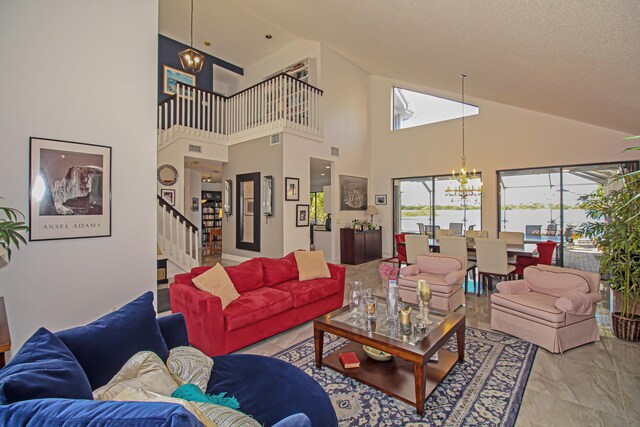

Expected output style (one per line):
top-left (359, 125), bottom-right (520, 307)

top-left (365, 205), bottom-right (379, 223)
top-left (178, 0), bottom-right (204, 74)
top-left (445, 74), bottom-right (482, 201)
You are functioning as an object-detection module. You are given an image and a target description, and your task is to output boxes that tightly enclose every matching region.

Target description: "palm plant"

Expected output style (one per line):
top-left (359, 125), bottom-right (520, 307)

top-left (0, 201), bottom-right (29, 260)
top-left (579, 174), bottom-right (640, 321)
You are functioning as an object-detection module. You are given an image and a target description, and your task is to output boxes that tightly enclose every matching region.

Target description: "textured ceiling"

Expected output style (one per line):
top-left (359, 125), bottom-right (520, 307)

top-left (160, 0), bottom-right (640, 133)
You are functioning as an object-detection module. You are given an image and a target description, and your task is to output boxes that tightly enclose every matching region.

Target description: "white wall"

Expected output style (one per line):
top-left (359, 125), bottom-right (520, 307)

top-left (370, 75), bottom-right (640, 257)
top-left (236, 40), bottom-right (322, 91)
top-left (282, 45), bottom-right (371, 261)
top-left (184, 168), bottom-right (202, 226)
top-left (0, 0), bottom-right (158, 353)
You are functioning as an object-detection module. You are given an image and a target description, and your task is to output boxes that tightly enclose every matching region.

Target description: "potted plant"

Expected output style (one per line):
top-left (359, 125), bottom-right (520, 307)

top-left (0, 200), bottom-right (29, 261)
top-left (579, 173), bottom-right (640, 341)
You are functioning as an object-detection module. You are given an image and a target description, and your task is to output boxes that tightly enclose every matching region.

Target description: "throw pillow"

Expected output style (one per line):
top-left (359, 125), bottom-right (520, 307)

top-left (167, 346), bottom-right (213, 393)
top-left (192, 263), bottom-right (240, 309)
top-left (294, 250), bottom-right (331, 281)
top-left (0, 327), bottom-right (93, 404)
top-left (56, 291), bottom-right (170, 390)
top-left (93, 351), bottom-right (179, 401)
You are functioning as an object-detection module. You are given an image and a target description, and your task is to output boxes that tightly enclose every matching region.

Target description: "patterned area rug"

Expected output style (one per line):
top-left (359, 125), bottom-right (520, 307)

top-left (273, 327), bottom-right (537, 427)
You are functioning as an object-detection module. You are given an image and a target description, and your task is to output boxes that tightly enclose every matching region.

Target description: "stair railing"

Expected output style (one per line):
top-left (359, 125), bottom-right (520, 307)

top-left (157, 195), bottom-right (200, 270)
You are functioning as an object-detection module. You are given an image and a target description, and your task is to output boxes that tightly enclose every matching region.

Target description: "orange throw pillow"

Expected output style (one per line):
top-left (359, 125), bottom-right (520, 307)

top-left (192, 264), bottom-right (240, 309)
top-left (294, 250), bottom-right (331, 281)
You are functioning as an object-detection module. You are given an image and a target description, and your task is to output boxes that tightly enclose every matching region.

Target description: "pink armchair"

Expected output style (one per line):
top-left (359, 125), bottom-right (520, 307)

top-left (491, 264), bottom-right (602, 353)
top-left (398, 253), bottom-right (467, 311)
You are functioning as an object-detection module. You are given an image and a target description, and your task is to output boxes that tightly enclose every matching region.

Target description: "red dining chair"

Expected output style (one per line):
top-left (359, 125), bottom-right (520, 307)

top-left (515, 240), bottom-right (557, 277)
top-left (395, 233), bottom-right (408, 267)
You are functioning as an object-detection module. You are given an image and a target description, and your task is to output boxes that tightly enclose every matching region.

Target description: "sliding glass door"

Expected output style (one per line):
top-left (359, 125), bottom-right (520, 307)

top-left (498, 161), bottom-right (637, 271)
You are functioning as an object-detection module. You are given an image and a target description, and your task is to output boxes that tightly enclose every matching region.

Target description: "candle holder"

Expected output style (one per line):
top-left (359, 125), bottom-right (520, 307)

top-left (416, 280), bottom-right (433, 325)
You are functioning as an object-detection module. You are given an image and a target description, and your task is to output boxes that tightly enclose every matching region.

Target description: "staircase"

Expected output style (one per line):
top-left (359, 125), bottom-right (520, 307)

top-left (157, 72), bottom-right (324, 147)
top-left (157, 195), bottom-right (200, 271)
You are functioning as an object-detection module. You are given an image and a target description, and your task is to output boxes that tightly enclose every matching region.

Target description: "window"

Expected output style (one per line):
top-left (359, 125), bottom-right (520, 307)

top-left (310, 192), bottom-right (327, 224)
top-left (497, 161), bottom-right (637, 271)
top-left (393, 174), bottom-right (482, 240)
top-left (392, 87), bottom-right (479, 130)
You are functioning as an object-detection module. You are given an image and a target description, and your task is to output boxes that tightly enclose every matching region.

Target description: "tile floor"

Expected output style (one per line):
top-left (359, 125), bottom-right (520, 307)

top-left (165, 258), bottom-right (640, 426)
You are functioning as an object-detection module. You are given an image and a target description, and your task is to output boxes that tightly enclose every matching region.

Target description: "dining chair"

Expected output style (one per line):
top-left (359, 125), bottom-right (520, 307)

top-left (404, 234), bottom-right (431, 264)
top-left (515, 240), bottom-right (557, 277)
top-left (498, 231), bottom-right (524, 264)
top-left (475, 238), bottom-right (516, 295)
top-left (394, 233), bottom-right (408, 267)
top-left (417, 223), bottom-right (426, 235)
top-left (439, 236), bottom-right (477, 294)
top-left (435, 228), bottom-right (454, 241)
top-left (449, 222), bottom-right (464, 236)
top-left (424, 225), bottom-right (440, 238)
top-left (465, 229), bottom-right (488, 239)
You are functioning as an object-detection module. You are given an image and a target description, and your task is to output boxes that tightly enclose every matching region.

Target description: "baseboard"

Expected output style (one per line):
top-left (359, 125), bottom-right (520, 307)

top-left (221, 253), bottom-right (251, 263)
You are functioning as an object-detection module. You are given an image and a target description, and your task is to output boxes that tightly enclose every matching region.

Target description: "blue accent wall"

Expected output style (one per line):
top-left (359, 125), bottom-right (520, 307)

top-left (158, 34), bottom-right (243, 103)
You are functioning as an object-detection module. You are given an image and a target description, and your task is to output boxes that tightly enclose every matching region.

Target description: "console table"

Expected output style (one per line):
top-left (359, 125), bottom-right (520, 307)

top-left (340, 228), bottom-right (382, 265)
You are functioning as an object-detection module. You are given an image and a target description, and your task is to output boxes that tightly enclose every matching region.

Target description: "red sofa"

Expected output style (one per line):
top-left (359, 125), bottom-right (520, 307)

top-left (170, 252), bottom-right (346, 356)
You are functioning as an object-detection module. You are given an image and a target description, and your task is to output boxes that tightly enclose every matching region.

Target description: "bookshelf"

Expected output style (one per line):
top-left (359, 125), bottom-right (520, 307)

top-left (202, 191), bottom-right (222, 255)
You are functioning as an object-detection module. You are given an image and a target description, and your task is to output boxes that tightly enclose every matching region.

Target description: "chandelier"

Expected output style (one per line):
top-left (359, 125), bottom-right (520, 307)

top-left (178, 0), bottom-right (205, 74)
top-left (445, 74), bottom-right (482, 201)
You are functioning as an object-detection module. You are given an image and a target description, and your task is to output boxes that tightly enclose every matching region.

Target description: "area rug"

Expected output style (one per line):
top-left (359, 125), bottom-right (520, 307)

top-left (273, 327), bottom-right (537, 427)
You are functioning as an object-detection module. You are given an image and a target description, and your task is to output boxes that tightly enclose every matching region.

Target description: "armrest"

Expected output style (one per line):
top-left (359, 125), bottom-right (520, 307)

top-left (555, 291), bottom-right (602, 315)
top-left (400, 264), bottom-right (419, 277)
top-left (157, 313), bottom-right (190, 350)
top-left (496, 280), bottom-right (531, 295)
top-left (328, 263), bottom-right (346, 304)
top-left (174, 272), bottom-right (194, 286)
top-left (0, 398), bottom-right (202, 427)
top-left (444, 269), bottom-right (467, 285)
top-left (169, 283), bottom-right (225, 357)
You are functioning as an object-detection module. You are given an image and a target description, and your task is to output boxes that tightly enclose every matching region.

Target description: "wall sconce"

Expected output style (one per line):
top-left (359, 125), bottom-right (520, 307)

top-left (223, 179), bottom-right (232, 219)
top-left (263, 175), bottom-right (273, 221)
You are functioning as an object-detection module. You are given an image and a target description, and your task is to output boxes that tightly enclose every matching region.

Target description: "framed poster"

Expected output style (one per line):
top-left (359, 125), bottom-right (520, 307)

top-left (29, 137), bottom-right (111, 241)
top-left (375, 194), bottom-right (387, 205)
top-left (296, 204), bottom-right (309, 227)
top-left (161, 189), bottom-right (176, 206)
top-left (163, 65), bottom-right (196, 96)
top-left (285, 177), bottom-right (300, 201)
top-left (339, 175), bottom-right (367, 211)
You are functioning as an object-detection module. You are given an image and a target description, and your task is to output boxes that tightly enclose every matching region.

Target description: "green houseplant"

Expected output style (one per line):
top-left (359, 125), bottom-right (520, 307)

top-left (0, 200), bottom-right (29, 261)
top-left (579, 173), bottom-right (640, 341)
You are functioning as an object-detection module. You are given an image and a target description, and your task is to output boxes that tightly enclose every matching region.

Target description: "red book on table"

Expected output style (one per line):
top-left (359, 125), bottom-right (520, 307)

top-left (339, 351), bottom-right (360, 369)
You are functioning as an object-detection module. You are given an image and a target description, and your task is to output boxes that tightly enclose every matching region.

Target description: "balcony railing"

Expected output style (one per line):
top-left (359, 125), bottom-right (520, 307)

top-left (158, 73), bottom-right (323, 144)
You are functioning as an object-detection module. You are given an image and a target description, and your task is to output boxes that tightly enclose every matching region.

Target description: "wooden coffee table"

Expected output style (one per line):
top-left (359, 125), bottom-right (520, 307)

top-left (314, 299), bottom-right (465, 415)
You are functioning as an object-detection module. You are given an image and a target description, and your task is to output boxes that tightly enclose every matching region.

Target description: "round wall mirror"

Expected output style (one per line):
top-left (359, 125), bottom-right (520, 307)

top-left (157, 164), bottom-right (178, 186)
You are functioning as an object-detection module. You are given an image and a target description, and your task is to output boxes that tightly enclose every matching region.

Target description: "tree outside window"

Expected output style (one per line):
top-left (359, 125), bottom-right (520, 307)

top-left (310, 192), bottom-right (328, 224)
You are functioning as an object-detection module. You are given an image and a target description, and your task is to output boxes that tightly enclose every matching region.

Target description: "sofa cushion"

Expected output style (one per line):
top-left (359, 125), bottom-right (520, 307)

top-left (261, 256), bottom-right (299, 287)
top-left (491, 292), bottom-right (565, 324)
top-left (398, 276), bottom-right (455, 295)
top-left (0, 398), bottom-right (202, 427)
top-left (0, 328), bottom-right (93, 404)
top-left (223, 287), bottom-right (293, 332)
top-left (524, 265), bottom-right (598, 296)
top-left (225, 258), bottom-right (264, 293)
top-left (294, 250), bottom-right (331, 281)
top-left (93, 351), bottom-right (179, 401)
top-left (56, 292), bottom-right (170, 390)
top-left (271, 278), bottom-right (339, 308)
top-left (192, 264), bottom-right (240, 309)
top-left (415, 254), bottom-right (464, 275)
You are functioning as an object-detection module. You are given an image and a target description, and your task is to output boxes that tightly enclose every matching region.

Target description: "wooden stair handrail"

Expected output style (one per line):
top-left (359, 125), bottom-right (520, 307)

top-left (157, 195), bottom-right (198, 233)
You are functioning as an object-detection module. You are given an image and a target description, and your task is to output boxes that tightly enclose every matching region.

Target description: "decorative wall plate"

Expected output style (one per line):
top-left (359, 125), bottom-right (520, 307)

top-left (157, 164), bottom-right (178, 186)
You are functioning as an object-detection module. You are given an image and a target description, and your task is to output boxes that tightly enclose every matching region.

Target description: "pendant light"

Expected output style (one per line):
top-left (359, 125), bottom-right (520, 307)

top-left (178, 0), bottom-right (204, 74)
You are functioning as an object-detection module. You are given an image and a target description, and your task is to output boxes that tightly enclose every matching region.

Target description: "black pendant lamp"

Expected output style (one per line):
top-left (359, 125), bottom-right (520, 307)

top-left (178, 0), bottom-right (204, 74)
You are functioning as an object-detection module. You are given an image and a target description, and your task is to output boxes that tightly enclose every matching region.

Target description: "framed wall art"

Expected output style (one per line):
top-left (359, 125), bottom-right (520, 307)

top-left (339, 175), bottom-right (367, 211)
top-left (29, 137), bottom-right (112, 241)
top-left (161, 189), bottom-right (176, 206)
top-left (296, 204), bottom-right (309, 227)
top-left (163, 65), bottom-right (196, 96)
top-left (285, 177), bottom-right (299, 201)
top-left (375, 194), bottom-right (387, 205)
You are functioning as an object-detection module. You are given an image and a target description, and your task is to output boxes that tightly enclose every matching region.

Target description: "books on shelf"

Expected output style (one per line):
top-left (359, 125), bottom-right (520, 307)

top-left (339, 351), bottom-right (360, 369)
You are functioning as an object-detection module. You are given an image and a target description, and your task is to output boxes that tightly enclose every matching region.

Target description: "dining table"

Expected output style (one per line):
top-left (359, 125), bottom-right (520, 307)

top-left (397, 237), bottom-right (537, 258)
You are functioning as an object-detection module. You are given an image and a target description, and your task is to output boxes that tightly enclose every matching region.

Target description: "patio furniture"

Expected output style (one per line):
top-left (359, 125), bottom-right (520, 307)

top-left (417, 223), bottom-right (426, 235)
top-left (404, 234), bottom-right (431, 264)
top-left (475, 238), bottom-right (516, 295)
top-left (545, 223), bottom-right (558, 236)
top-left (491, 264), bottom-right (602, 353)
top-left (398, 252), bottom-right (467, 311)
top-left (439, 236), bottom-right (477, 294)
top-left (525, 225), bottom-right (542, 239)
top-left (449, 222), bottom-right (464, 236)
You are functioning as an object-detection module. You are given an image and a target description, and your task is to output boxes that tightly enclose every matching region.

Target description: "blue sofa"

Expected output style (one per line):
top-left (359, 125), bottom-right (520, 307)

top-left (0, 292), bottom-right (338, 427)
